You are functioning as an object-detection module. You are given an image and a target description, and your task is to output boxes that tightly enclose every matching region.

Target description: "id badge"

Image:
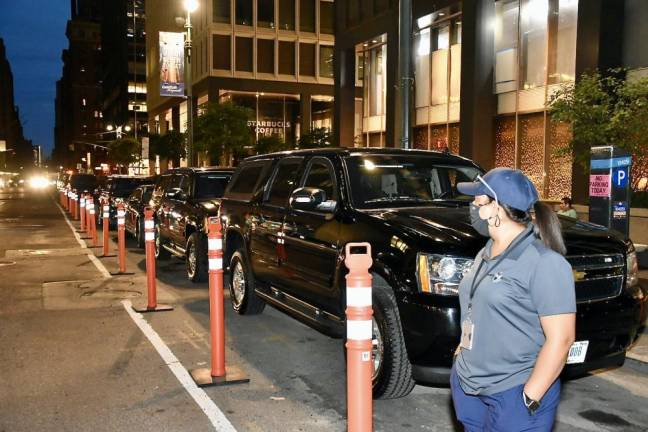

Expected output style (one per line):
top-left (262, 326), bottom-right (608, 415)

top-left (460, 318), bottom-right (474, 350)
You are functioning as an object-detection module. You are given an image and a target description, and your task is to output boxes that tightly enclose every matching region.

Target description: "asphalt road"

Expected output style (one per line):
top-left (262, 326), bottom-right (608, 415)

top-left (1, 188), bottom-right (647, 432)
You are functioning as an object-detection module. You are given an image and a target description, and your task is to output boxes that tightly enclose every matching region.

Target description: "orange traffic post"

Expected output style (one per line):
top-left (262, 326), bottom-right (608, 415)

top-left (110, 203), bottom-right (134, 275)
top-left (102, 200), bottom-right (112, 257)
top-left (344, 243), bottom-right (374, 432)
top-left (90, 199), bottom-right (98, 247)
top-left (85, 194), bottom-right (92, 234)
top-left (73, 191), bottom-right (80, 220)
top-left (79, 194), bottom-right (86, 232)
top-left (66, 190), bottom-right (71, 212)
top-left (132, 208), bottom-right (172, 312)
top-left (189, 217), bottom-right (249, 387)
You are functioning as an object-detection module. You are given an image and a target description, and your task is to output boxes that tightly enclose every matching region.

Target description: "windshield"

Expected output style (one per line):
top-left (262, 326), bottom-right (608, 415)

top-left (194, 173), bottom-right (231, 199)
top-left (70, 174), bottom-right (96, 190)
top-left (109, 177), bottom-right (148, 193)
top-left (344, 155), bottom-right (482, 209)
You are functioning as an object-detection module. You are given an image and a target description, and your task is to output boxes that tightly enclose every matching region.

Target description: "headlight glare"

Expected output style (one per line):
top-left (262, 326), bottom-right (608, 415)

top-left (626, 249), bottom-right (639, 288)
top-left (417, 254), bottom-right (473, 296)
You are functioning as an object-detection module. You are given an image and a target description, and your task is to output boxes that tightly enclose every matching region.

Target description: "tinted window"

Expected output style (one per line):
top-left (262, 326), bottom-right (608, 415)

top-left (266, 158), bottom-right (303, 206)
top-left (225, 162), bottom-right (269, 200)
top-left (110, 177), bottom-right (147, 193)
top-left (303, 159), bottom-right (336, 200)
top-left (129, 188), bottom-right (143, 201)
top-left (344, 155), bottom-right (481, 209)
top-left (142, 187), bottom-right (153, 203)
top-left (194, 173), bottom-right (231, 199)
top-left (155, 175), bottom-right (172, 195)
top-left (70, 174), bottom-right (96, 190)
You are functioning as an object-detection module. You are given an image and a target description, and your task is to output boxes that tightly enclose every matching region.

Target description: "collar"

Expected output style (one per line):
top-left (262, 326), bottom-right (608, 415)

top-left (483, 224), bottom-right (536, 262)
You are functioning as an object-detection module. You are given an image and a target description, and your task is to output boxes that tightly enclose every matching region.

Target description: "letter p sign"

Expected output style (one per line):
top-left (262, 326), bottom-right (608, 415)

top-left (613, 167), bottom-right (629, 188)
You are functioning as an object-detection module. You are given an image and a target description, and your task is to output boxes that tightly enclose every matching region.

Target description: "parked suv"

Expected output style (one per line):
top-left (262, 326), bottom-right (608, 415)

top-left (219, 148), bottom-right (646, 399)
top-left (151, 167), bottom-right (233, 282)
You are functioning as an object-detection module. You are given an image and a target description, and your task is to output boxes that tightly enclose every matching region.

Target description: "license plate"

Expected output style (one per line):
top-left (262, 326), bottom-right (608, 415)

top-left (566, 341), bottom-right (589, 364)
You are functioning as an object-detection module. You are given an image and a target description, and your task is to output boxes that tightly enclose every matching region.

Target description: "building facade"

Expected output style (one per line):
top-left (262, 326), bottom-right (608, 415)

top-left (101, 0), bottom-right (148, 139)
top-left (334, 0), bottom-right (634, 203)
top-left (146, 0), bottom-right (337, 162)
top-left (0, 38), bottom-right (32, 171)
top-left (54, 0), bottom-right (107, 171)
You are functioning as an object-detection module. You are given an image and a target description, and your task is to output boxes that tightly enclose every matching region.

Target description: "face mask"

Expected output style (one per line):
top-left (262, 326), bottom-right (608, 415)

top-left (476, 175), bottom-right (501, 228)
top-left (470, 203), bottom-right (490, 237)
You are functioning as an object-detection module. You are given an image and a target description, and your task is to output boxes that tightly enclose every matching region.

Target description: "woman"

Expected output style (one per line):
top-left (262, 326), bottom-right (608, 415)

top-left (452, 167), bottom-right (576, 431)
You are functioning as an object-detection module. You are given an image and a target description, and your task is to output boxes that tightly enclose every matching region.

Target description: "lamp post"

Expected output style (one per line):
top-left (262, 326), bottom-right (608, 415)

top-left (183, 0), bottom-right (198, 167)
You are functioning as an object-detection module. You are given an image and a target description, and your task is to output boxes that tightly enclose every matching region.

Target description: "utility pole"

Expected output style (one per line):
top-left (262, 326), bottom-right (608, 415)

top-left (184, 2), bottom-right (195, 166)
top-left (398, 0), bottom-right (413, 149)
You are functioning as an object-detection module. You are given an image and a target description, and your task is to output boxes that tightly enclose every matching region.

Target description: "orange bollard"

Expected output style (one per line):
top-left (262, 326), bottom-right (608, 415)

top-left (85, 194), bottom-right (92, 235)
top-left (66, 190), bottom-right (71, 212)
top-left (80, 194), bottom-right (86, 232)
top-left (117, 203), bottom-right (126, 273)
top-left (189, 217), bottom-right (248, 387)
top-left (102, 201), bottom-right (110, 257)
top-left (69, 191), bottom-right (75, 219)
top-left (344, 243), bottom-right (374, 432)
top-left (132, 208), bottom-right (172, 312)
top-left (72, 190), bottom-right (79, 220)
top-left (90, 199), bottom-right (98, 247)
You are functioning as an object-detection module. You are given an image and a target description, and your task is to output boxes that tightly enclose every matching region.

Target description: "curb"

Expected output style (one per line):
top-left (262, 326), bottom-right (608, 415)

top-left (625, 356), bottom-right (648, 374)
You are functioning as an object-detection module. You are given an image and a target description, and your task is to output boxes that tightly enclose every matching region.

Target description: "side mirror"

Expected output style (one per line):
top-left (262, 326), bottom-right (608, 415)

top-left (290, 187), bottom-right (336, 213)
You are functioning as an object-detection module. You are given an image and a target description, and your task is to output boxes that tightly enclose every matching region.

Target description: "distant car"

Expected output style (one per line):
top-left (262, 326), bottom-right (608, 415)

top-left (66, 173), bottom-right (97, 210)
top-left (151, 167), bottom-right (234, 282)
top-left (96, 175), bottom-right (155, 226)
top-left (124, 184), bottom-right (155, 248)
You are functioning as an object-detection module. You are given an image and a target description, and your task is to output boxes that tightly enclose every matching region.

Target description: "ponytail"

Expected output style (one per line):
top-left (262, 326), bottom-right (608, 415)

top-left (532, 201), bottom-right (567, 255)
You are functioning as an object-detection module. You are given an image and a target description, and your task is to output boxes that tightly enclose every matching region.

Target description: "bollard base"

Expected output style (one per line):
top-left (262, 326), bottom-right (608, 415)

top-left (110, 271), bottom-right (135, 276)
top-left (189, 366), bottom-right (250, 388)
top-left (100, 254), bottom-right (117, 258)
top-left (131, 303), bottom-right (174, 313)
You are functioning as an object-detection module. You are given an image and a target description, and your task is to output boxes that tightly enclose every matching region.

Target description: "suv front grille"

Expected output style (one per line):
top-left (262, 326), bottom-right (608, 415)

top-left (567, 254), bottom-right (625, 303)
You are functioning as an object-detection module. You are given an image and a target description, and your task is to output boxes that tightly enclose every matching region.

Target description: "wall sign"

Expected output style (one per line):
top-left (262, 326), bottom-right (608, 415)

top-left (589, 174), bottom-right (611, 197)
top-left (159, 32), bottom-right (185, 97)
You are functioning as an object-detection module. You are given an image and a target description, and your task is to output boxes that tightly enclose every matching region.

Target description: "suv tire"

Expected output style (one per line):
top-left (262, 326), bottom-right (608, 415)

top-left (371, 284), bottom-right (415, 399)
top-left (154, 224), bottom-right (170, 260)
top-left (186, 232), bottom-right (207, 283)
top-left (229, 250), bottom-right (265, 314)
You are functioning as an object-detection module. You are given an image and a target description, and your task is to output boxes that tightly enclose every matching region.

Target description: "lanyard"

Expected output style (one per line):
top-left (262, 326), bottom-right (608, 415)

top-left (467, 229), bottom-right (534, 311)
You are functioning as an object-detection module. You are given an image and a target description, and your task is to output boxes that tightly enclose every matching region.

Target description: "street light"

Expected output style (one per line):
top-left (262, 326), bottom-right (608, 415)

top-left (183, 0), bottom-right (197, 166)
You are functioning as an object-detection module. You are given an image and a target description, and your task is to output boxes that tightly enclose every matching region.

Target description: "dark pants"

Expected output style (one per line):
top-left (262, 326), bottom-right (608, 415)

top-left (450, 366), bottom-right (561, 431)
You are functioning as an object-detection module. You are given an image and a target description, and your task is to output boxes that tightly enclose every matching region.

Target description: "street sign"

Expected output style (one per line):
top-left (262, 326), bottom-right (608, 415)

top-left (612, 166), bottom-right (629, 188)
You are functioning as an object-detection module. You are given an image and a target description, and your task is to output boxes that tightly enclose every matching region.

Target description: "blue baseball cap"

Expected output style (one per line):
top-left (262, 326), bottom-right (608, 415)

top-left (457, 167), bottom-right (539, 211)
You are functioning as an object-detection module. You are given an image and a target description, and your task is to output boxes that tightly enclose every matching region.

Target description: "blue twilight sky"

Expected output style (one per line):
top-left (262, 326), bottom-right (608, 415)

top-left (0, 0), bottom-right (70, 157)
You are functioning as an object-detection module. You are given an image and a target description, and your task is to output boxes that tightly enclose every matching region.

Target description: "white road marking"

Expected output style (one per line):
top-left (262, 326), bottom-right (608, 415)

top-left (121, 300), bottom-right (238, 432)
top-left (56, 200), bottom-right (112, 279)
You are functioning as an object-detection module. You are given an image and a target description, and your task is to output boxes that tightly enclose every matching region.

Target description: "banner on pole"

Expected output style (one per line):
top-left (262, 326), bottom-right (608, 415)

top-left (159, 31), bottom-right (185, 97)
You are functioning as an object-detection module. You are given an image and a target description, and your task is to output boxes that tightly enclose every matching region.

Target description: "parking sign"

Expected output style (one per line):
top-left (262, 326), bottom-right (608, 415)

top-left (612, 167), bottom-right (629, 188)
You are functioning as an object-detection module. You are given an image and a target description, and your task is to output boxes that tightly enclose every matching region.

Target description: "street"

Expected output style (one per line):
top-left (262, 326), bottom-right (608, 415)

top-left (1, 189), bottom-right (647, 432)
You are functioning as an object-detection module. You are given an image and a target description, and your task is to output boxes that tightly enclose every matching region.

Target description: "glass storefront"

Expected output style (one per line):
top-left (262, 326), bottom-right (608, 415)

top-left (412, 5), bottom-right (462, 153)
top-left (356, 34), bottom-right (387, 147)
top-left (311, 95), bottom-right (333, 130)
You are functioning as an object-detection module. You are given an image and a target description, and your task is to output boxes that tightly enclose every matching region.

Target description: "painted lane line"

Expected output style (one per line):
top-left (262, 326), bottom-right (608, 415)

top-left (56, 200), bottom-right (112, 279)
top-left (121, 300), bottom-right (238, 432)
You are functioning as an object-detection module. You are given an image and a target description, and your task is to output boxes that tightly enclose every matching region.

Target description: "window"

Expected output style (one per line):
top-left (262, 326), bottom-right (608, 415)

top-left (299, 0), bottom-right (315, 32)
top-left (494, 0), bottom-right (519, 93)
top-left (236, 37), bottom-right (253, 72)
top-left (299, 42), bottom-right (315, 76)
top-left (303, 159), bottom-right (336, 201)
top-left (258, 38), bottom-right (275, 74)
top-left (194, 174), bottom-right (231, 199)
top-left (225, 162), bottom-right (270, 200)
top-left (213, 35), bottom-right (231, 69)
top-left (520, 0), bottom-right (548, 89)
top-left (549, 0), bottom-right (578, 84)
top-left (319, 1), bottom-right (333, 34)
top-left (266, 158), bottom-right (303, 206)
top-left (319, 45), bottom-right (334, 78)
top-left (213, 0), bottom-right (230, 23)
top-left (279, 0), bottom-right (295, 30)
top-left (258, 0), bottom-right (275, 28)
top-left (279, 41), bottom-right (296, 74)
top-left (236, 0), bottom-right (252, 25)
top-left (347, 0), bottom-right (360, 27)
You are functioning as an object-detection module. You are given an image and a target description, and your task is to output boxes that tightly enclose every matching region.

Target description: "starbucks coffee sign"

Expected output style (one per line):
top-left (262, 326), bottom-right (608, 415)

top-left (248, 120), bottom-right (292, 136)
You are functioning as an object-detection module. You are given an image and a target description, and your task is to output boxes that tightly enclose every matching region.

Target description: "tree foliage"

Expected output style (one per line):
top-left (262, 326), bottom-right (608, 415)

top-left (255, 135), bottom-right (292, 155)
top-left (108, 137), bottom-right (141, 170)
top-left (193, 101), bottom-right (254, 163)
top-left (150, 130), bottom-right (186, 162)
top-left (548, 69), bottom-right (648, 172)
top-left (297, 127), bottom-right (333, 149)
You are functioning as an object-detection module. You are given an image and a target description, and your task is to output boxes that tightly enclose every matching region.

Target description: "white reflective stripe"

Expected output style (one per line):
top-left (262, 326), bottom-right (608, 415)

top-left (118, 218), bottom-right (125, 225)
top-left (208, 238), bottom-right (222, 251)
top-left (90, 209), bottom-right (96, 215)
top-left (103, 213), bottom-right (109, 218)
top-left (145, 232), bottom-right (155, 241)
top-left (209, 258), bottom-right (223, 270)
top-left (346, 320), bottom-right (373, 341)
top-left (103, 206), bottom-right (109, 211)
top-left (80, 201), bottom-right (86, 207)
top-left (117, 210), bottom-right (126, 217)
top-left (346, 287), bottom-right (372, 307)
top-left (144, 220), bottom-right (154, 229)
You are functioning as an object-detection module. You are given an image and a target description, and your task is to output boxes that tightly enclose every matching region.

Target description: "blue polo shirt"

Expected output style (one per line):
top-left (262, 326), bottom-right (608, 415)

top-left (454, 225), bottom-right (576, 396)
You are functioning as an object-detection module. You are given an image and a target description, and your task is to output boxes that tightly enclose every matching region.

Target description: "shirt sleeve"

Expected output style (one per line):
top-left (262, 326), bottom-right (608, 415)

top-left (530, 251), bottom-right (576, 316)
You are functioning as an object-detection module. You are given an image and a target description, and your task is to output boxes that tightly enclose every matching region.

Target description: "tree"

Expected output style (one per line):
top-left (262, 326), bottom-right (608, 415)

top-left (108, 137), bottom-right (141, 173)
top-left (297, 127), bottom-right (333, 149)
top-left (255, 135), bottom-right (292, 155)
top-left (150, 130), bottom-right (186, 166)
top-left (193, 101), bottom-right (254, 164)
top-left (548, 69), bottom-right (648, 189)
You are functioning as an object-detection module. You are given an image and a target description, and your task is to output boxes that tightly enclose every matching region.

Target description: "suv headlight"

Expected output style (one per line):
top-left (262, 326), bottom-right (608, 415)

top-left (626, 244), bottom-right (639, 288)
top-left (417, 254), bottom-right (474, 296)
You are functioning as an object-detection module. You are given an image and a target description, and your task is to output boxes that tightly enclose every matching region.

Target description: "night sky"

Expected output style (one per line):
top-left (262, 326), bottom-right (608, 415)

top-left (0, 0), bottom-right (70, 158)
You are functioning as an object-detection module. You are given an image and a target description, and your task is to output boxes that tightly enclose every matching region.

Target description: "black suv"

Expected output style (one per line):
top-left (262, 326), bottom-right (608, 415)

top-left (219, 148), bottom-right (646, 399)
top-left (96, 175), bottom-right (154, 226)
top-left (151, 167), bottom-right (233, 282)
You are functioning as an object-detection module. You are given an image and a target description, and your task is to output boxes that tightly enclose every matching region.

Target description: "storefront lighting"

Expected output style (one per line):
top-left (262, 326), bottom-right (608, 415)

top-left (183, 0), bottom-right (199, 13)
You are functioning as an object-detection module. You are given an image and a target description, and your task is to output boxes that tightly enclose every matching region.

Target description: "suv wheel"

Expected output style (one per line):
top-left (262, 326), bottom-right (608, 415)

top-left (371, 285), bottom-right (415, 399)
top-left (154, 225), bottom-right (169, 260)
top-left (229, 250), bottom-right (265, 314)
top-left (186, 233), bottom-right (207, 283)
top-left (135, 217), bottom-right (144, 248)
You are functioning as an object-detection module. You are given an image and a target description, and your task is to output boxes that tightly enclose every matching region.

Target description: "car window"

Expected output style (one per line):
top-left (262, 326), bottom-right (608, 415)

top-left (265, 158), bottom-right (303, 207)
top-left (178, 174), bottom-right (190, 195)
top-left (129, 189), bottom-right (143, 202)
top-left (142, 187), bottom-right (153, 203)
top-left (194, 173), bottom-right (231, 199)
top-left (225, 160), bottom-right (271, 201)
top-left (168, 174), bottom-right (182, 192)
top-left (302, 158), bottom-right (337, 201)
top-left (155, 175), bottom-right (172, 195)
